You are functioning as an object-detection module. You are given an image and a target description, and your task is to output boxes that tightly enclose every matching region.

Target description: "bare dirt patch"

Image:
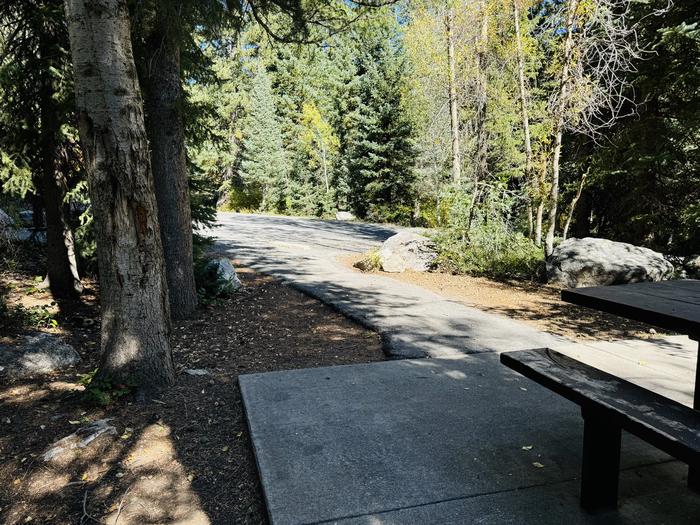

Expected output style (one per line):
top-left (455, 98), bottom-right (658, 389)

top-left (341, 253), bottom-right (665, 341)
top-left (0, 264), bottom-right (383, 525)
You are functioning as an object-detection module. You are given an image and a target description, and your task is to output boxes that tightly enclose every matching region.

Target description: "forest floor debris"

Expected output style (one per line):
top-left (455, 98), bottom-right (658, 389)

top-left (0, 261), bottom-right (383, 524)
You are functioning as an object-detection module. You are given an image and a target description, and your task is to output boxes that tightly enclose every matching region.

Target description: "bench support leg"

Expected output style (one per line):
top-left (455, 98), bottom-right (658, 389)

top-left (580, 408), bottom-right (621, 512)
top-left (690, 340), bottom-right (700, 492)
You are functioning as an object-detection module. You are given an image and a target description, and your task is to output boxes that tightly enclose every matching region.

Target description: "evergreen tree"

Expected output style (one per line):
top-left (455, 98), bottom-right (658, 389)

top-left (240, 66), bottom-right (290, 212)
top-left (345, 21), bottom-right (417, 223)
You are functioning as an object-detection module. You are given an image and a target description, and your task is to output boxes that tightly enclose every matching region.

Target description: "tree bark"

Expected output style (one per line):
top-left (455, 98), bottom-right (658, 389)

top-left (562, 169), bottom-right (588, 240)
top-left (38, 28), bottom-right (82, 300)
top-left (445, 7), bottom-right (461, 185)
top-left (545, 0), bottom-right (579, 257)
top-left (64, 0), bottom-right (174, 388)
top-left (140, 12), bottom-right (198, 320)
top-left (513, 0), bottom-right (535, 241)
top-left (474, 0), bottom-right (489, 183)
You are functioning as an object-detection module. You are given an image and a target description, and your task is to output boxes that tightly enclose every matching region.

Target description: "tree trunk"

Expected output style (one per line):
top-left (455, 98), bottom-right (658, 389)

top-left (545, 0), bottom-right (579, 257)
top-left (64, 0), bottom-right (174, 388)
top-left (320, 139), bottom-right (330, 193)
top-left (38, 29), bottom-right (82, 300)
top-left (513, 0), bottom-right (535, 240)
top-left (474, 0), bottom-right (489, 183)
top-left (562, 169), bottom-right (588, 240)
top-left (535, 201), bottom-right (545, 246)
top-left (445, 7), bottom-right (461, 185)
top-left (141, 13), bottom-right (198, 320)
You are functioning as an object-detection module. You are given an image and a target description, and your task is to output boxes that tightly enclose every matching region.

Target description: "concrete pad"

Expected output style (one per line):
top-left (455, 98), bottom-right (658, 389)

top-left (240, 355), bottom-right (700, 524)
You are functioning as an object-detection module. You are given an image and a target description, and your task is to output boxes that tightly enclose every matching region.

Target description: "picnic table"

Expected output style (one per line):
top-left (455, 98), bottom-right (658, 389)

top-left (561, 279), bottom-right (700, 489)
top-left (561, 279), bottom-right (700, 408)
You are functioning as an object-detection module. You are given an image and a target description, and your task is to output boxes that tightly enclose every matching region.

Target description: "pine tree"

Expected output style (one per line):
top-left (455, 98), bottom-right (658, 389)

top-left (345, 23), bottom-right (417, 223)
top-left (240, 66), bottom-right (290, 212)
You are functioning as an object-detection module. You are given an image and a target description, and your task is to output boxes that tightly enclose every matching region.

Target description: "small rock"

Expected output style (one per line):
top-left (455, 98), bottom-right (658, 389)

top-left (42, 419), bottom-right (117, 462)
top-left (184, 368), bottom-right (209, 376)
top-left (648, 328), bottom-right (657, 335)
top-left (378, 231), bottom-right (438, 273)
top-left (204, 257), bottom-right (243, 295)
top-left (335, 211), bottom-right (356, 221)
top-left (0, 333), bottom-right (81, 378)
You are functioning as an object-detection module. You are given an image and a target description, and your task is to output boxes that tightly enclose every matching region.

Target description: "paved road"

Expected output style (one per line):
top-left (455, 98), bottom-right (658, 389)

top-left (210, 213), bottom-right (563, 358)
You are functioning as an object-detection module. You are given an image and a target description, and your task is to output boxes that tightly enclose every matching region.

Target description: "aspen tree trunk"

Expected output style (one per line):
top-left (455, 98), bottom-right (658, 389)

top-left (535, 179), bottom-right (545, 246)
top-left (63, 0), bottom-right (174, 388)
top-left (474, 0), bottom-right (489, 183)
top-left (141, 11), bottom-right (198, 320)
top-left (320, 140), bottom-right (330, 193)
top-left (545, 0), bottom-right (579, 257)
top-left (468, 0), bottom-right (489, 233)
top-left (562, 170), bottom-right (587, 240)
top-left (38, 31), bottom-right (82, 300)
top-left (513, 0), bottom-right (535, 240)
top-left (445, 7), bottom-right (461, 185)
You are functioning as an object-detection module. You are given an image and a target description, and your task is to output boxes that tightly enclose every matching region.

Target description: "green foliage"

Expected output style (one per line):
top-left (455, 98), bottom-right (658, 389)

top-left (343, 18), bottom-right (418, 223)
top-left (239, 66), bottom-right (290, 212)
top-left (192, 237), bottom-right (237, 304)
top-left (79, 369), bottom-right (137, 406)
top-left (353, 249), bottom-right (382, 272)
top-left (562, 0), bottom-right (700, 255)
top-left (0, 301), bottom-right (59, 331)
top-left (436, 226), bottom-right (545, 281)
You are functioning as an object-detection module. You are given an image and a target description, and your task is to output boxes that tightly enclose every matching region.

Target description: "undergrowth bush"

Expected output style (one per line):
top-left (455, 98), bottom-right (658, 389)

top-left (436, 227), bottom-right (544, 281)
top-left (353, 249), bottom-right (382, 272)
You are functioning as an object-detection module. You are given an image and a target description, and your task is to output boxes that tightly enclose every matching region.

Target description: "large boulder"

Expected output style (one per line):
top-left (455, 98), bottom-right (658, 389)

top-left (0, 332), bottom-right (81, 378)
top-left (546, 237), bottom-right (674, 288)
top-left (684, 255), bottom-right (700, 279)
top-left (379, 231), bottom-right (437, 273)
top-left (204, 257), bottom-right (243, 295)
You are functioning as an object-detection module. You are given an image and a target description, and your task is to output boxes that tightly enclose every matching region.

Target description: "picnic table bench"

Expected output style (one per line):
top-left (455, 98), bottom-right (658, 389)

top-left (501, 348), bottom-right (700, 512)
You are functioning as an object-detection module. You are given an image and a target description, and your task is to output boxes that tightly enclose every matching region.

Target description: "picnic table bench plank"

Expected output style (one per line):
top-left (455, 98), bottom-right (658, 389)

top-left (501, 348), bottom-right (700, 511)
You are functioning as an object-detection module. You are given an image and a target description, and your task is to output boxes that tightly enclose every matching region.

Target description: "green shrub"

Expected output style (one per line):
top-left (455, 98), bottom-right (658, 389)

top-left (79, 369), bottom-right (137, 406)
top-left (435, 227), bottom-right (545, 281)
top-left (218, 180), bottom-right (262, 212)
top-left (366, 204), bottom-right (415, 226)
top-left (353, 249), bottom-right (382, 272)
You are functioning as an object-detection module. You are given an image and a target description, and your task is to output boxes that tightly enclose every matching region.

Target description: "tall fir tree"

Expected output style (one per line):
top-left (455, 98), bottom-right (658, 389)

top-left (240, 65), bottom-right (290, 212)
top-left (345, 21), bottom-right (417, 223)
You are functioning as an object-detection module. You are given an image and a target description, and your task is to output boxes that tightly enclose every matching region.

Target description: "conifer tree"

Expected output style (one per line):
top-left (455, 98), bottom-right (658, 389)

top-left (345, 25), bottom-right (417, 223)
top-left (240, 66), bottom-right (289, 212)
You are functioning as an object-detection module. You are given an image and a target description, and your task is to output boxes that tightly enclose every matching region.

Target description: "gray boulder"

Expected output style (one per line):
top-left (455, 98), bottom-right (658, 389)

top-left (0, 332), bottom-right (81, 378)
top-left (684, 255), bottom-right (700, 279)
top-left (205, 257), bottom-right (243, 294)
top-left (335, 211), bottom-right (356, 221)
top-left (0, 208), bottom-right (14, 240)
top-left (547, 237), bottom-right (674, 288)
top-left (379, 231), bottom-right (437, 273)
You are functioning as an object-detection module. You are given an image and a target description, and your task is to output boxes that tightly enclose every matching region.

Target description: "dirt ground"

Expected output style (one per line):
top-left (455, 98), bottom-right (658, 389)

top-left (341, 253), bottom-right (665, 342)
top-left (0, 260), bottom-right (383, 525)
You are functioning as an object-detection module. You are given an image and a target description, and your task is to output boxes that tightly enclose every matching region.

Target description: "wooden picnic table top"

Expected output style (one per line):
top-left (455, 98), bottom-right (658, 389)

top-left (561, 279), bottom-right (700, 340)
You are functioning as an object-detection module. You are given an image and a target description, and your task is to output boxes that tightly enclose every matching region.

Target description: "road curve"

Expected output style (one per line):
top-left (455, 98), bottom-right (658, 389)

top-left (209, 212), bottom-right (565, 358)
